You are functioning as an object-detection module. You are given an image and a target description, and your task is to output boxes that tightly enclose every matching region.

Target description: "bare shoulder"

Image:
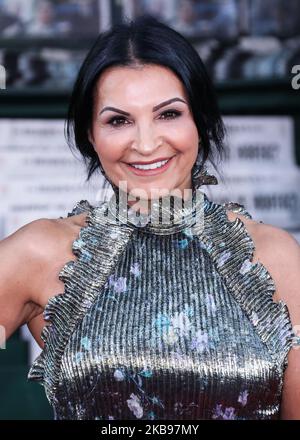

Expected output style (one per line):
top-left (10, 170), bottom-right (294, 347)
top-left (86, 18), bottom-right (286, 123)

top-left (225, 208), bottom-right (300, 259)
top-left (226, 209), bottom-right (300, 301)
top-left (2, 211), bottom-right (88, 268)
top-left (19, 210), bottom-right (87, 242)
top-left (17, 211), bottom-right (89, 290)
top-left (0, 212), bottom-right (88, 339)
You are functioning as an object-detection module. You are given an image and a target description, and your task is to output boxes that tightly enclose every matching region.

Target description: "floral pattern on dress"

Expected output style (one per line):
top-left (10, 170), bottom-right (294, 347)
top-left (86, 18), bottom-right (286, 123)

top-left (130, 263), bottom-right (141, 277)
top-left (112, 365), bottom-right (164, 419)
top-left (127, 393), bottom-right (143, 419)
top-left (238, 390), bottom-right (249, 407)
top-left (212, 404), bottom-right (236, 420)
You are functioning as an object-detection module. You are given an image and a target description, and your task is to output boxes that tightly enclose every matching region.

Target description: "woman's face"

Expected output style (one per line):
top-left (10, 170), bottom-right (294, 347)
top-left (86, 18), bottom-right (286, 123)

top-left (89, 64), bottom-right (199, 200)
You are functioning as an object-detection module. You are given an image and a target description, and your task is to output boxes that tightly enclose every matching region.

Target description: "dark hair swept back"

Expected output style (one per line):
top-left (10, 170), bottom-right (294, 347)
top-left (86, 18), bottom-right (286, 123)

top-left (66, 14), bottom-right (226, 181)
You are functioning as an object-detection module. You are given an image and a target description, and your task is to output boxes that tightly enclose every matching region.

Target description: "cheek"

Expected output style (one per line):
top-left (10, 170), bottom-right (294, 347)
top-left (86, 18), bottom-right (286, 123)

top-left (174, 125), bottom-right (199, 161)
top-left (93, 137), bottom-right (125, 166)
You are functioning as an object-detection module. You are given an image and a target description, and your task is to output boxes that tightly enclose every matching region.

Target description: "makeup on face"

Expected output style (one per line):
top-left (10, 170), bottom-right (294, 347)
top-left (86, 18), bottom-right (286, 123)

top-left (90, 65), bottom-right (199, 199)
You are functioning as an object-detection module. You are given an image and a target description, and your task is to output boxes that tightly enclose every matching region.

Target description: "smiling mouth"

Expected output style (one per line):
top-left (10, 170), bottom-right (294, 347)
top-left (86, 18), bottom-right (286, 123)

top-left (125, 156), bottom-right (175, 175)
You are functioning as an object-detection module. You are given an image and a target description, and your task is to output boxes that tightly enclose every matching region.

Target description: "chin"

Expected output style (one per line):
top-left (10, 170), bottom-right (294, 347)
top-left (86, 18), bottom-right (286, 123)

top-left (127, 187), bottom-right (167, 200)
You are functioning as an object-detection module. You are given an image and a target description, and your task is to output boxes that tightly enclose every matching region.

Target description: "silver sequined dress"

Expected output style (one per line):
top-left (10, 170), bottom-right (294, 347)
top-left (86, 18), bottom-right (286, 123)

top-left (28, 188), bottom-right (295, 420)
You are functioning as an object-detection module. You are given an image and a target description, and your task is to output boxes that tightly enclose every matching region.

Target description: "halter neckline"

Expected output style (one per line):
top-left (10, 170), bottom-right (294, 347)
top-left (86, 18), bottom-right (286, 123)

top-left (106, 186), bottom-right (208, 235)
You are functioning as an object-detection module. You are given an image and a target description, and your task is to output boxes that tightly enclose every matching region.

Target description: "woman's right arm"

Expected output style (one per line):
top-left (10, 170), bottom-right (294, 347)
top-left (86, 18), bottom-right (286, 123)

top-left (0, 219), bottom-right (53, 344)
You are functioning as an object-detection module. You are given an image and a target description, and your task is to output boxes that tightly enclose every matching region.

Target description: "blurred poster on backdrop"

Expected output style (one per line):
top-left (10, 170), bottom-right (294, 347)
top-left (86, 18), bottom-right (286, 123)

top-left (0, 0), bottom-right (112, 89)
top-left (122, 0), bottom-right (240, 39)
top-left (207, 116), bottom-right (300, 242)
top-left (0, 0), bottom-right (106, 38)
top-left (0, 118), bottom-right (110, 240)
top-left (249, 0), bottom-right (300, 38)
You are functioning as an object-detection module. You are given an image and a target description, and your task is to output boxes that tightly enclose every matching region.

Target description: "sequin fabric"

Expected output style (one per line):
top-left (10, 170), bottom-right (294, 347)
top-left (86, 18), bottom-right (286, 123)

top-left (28, 188), bottom-right (295, 420)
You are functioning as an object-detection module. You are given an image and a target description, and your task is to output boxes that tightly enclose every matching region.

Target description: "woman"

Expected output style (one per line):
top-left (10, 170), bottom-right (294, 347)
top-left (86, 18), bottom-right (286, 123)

top-left (1, 15), bottom-right (300, 420)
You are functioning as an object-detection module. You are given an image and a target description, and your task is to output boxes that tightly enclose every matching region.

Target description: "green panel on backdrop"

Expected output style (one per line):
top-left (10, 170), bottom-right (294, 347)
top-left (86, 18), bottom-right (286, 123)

top-left (0, 366), bottom-right (53, 420)
top-left (0, 332), bottom-right (52, 420)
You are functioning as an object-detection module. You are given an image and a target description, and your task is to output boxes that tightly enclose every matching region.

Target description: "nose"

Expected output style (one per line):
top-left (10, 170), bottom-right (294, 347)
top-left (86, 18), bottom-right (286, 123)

top-left (132, 124), bottom-right (162, 155)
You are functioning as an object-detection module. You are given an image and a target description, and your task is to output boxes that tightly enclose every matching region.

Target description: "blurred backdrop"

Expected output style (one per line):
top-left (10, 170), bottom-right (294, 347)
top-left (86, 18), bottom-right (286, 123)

top-left (0, 0), bottom-right (299, 419)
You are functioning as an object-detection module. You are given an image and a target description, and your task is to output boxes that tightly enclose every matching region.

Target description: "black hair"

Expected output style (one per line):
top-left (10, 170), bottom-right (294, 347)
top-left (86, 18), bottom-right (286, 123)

top-left (66, 14), bottom-right (226, 182)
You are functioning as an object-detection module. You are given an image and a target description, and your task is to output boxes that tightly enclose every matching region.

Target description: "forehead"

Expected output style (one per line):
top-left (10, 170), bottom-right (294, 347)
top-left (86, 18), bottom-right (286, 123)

top-left (94, 64), bottom-right (187, 103)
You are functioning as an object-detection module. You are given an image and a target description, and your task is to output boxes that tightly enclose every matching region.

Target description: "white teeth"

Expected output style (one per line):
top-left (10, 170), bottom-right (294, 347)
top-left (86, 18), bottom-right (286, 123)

top-left (131, 159), bottom-right (169, 170)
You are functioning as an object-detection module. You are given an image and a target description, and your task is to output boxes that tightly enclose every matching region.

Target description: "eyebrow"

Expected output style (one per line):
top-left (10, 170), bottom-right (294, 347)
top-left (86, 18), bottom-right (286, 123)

top-left (99, 97), bottom-right (187, 116)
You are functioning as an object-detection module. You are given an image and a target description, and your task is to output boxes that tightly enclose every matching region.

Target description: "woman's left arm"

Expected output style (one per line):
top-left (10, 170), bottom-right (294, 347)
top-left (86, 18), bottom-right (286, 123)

top-left (247, 221), bottom-right (300, 419)
top-left (265, 229), bottom-right (300, 420)
top-left (226, 210), bottom-right (300, 419)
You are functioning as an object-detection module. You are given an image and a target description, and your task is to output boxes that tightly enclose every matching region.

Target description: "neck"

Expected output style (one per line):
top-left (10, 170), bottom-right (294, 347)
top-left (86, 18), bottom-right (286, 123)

top-left (125, 174), bottom-right (194, 215)
top-left (127, 188), bottom-right (194, 216)
top-left (100, 165), bottom-right (217, 234)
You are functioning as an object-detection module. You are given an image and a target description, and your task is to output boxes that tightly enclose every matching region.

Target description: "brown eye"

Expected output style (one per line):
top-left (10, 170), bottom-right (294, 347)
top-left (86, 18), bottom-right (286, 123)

top-left (160, 110), bottom-right (182, 120)
top-left (107, 116), bottom-right (129, 127)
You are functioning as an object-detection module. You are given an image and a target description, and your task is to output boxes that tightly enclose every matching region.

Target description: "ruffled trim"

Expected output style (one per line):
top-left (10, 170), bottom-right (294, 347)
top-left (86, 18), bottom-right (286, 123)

top-left (196, 194), bottom-right (294, 377)
top-left (28, 200), bottom-right (135, 405)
